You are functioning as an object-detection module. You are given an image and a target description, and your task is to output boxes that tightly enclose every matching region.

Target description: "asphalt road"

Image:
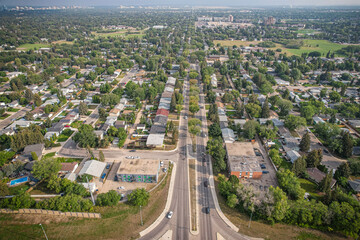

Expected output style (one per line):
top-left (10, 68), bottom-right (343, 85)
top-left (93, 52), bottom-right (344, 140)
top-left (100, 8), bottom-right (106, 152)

top-left (0, 106), bottom-right (32, 130)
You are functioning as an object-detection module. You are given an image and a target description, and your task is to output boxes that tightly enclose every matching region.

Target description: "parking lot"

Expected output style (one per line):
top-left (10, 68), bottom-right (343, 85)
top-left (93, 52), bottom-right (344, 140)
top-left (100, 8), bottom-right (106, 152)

top-left (241, 139), bottom-right (278, 199)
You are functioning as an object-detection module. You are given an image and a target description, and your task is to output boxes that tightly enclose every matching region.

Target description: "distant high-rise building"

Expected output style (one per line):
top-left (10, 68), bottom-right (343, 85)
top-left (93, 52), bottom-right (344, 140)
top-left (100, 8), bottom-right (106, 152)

top-left (229, 15), bottom-right (233, 22)
top-left (197, 16), bottom-right (213, 22)
top-left (264, 16), bottom-right (276, 25)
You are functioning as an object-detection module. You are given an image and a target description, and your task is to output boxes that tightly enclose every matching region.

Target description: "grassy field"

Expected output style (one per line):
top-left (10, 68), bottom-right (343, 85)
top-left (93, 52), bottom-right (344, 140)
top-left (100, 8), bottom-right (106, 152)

top-left (52, 40), bottom-right (74, 45)
top-left (295, 29), bottom-right (320, 35)
top-left (286, 39), bottom-right (344, 56)
top-left (17, 43), bottom-right (50, 50)
top-left (214, 40), bottom-right (261, 47)
top-left (92, 30), bottom-right (145, 39)
top-left (214, 39), bottom-right (345, 57)
top-left (0, 165), bottom-right (172, 240)
top-left (213, 176), bottom-right (347, 240)
top-left (0, 113), bottom-right (10, 120)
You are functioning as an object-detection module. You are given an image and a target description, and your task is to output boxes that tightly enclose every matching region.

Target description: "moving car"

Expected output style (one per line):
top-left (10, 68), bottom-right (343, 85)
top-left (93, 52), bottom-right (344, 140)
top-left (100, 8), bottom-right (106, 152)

top-left (205, 207), bottom-right (210, 214)
top-left (167, 211), bottom-right (173, 219)
top-left (204, 181), bottom-right (209, 187)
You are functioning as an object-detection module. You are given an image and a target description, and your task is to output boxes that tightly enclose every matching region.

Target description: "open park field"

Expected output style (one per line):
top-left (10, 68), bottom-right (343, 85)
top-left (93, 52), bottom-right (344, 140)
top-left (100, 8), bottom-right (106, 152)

top-left (214, 39), bottom-right (346, 57)
top-left (16, 43), bottom-right (50, 50)
top-left (91, 29), bottom-right (145, 39)
top-left (52, 40), bottom-right (74, 45)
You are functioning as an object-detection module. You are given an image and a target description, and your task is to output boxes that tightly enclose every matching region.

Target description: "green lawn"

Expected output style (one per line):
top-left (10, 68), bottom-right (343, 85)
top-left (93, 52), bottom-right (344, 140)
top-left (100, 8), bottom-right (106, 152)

top-left (44, 152), bottom-right (56, 158)
top-left (70, 121), bottom-right (82, 129)
top-left (92, 30), bottom-right (145, 39)
top-left (6, 108), bottom-right (20, 112)
top-left (9, 183), bottom-right (30, 195)
top-left (295, 29), bottom-right (320, 35)
top-left (0, 114), bottom-right (10, 120)
top-left (299, 178), bottom-right (321, 199)
top-left (57, 129), bottom-right (74, 142)
top-left (278, 159), bottom-right (292, 170)
top-left (285, 39), bottom-right (344, 57)
top-left (57, 157), bottom-right (82, 163)
top-left (17, 43), bottom-right (50, 50)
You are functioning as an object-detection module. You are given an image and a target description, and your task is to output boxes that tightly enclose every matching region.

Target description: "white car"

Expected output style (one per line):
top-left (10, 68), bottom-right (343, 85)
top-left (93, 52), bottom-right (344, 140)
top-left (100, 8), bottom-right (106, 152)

top-left (167, 211), bottom-right (173, 219)
top-left (160, 161), bottom-right (164, 167)
top-left (133, 156), bottom-right (140, 159)
top-left (118, 186), bottom-right (125, 190)
top-left (125, 156), bottom-right (132, 159)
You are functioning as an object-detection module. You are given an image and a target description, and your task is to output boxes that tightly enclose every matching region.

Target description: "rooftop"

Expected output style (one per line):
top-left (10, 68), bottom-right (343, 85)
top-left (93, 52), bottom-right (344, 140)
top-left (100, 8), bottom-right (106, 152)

top-left (79, 160), bottom-right (106, 178)
top-left (117, 159), bottom-right (160, 176)
top-left (225, 142), bottom-right (256, 156)
top-left (228, 155), bottom-right (262, 173)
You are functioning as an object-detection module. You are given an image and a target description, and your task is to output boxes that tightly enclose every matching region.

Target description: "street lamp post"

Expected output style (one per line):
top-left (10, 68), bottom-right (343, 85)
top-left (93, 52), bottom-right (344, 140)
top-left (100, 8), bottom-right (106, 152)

top-left (39, 223), bottom-right (48, 240)
top-left (140, 205), bottom-right (143, 226)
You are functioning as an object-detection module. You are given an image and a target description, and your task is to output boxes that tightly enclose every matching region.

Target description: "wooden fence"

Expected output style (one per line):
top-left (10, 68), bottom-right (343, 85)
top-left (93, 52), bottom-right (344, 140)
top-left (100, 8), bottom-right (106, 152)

top-left (0, 208), bottom-right (101, 218)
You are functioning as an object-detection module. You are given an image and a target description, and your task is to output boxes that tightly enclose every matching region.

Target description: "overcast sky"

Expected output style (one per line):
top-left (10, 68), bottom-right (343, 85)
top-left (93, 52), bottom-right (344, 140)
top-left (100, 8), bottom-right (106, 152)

top-left (1, 0), bottom-right (359, 6)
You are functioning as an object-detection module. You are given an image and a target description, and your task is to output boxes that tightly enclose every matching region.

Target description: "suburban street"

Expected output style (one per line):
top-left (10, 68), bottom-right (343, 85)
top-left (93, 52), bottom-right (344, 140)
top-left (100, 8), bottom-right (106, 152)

top-left (0, 106), bottom-right (32, 130)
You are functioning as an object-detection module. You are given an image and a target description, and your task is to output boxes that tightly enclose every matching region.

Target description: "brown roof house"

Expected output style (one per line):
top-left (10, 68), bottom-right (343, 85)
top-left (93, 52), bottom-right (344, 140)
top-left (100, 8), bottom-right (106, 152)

top-left (59, 162), bottom-right (79, 174)
top-left (306, 168), bottom-right (337, 188)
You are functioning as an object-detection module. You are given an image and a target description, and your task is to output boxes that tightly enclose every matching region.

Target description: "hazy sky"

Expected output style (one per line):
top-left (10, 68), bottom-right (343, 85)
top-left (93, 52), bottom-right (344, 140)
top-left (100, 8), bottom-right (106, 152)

top-left (1, 0), bottom-right (359, 6)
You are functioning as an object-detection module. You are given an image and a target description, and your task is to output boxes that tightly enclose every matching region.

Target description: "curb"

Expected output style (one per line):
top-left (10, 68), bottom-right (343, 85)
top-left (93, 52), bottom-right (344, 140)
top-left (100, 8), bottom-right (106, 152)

top-left (139, 162), bottom-right (177, 237)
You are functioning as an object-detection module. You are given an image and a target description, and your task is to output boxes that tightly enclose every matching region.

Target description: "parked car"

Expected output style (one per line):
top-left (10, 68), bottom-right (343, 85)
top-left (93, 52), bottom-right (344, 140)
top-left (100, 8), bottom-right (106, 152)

top-left (129, 149), bottom-right (136, 152)
top-left (106, 164), bottom-right (110, 169)
top-left (204, 181), bottom-right (209, 187)
top-left (262, 171), bottom-right (269, 174)
top-left (118, 186), bottom-right (125, 190)
top-left (167, 211), bottom-right (173, 219)
top-left (260, 164), bottom-right (266, 169)
top-left (133, 156), bottom-right (140, 159)
top-left (163, 168), bottom-right (167, 173)
top-left (125, 156), bottom-right (132, 159)
top-left (101, 173), bottom-right (106, 179)
top-left (184, 116), bottom-right (187, 120)
top-left (160, 161), bottom-right (164, 167)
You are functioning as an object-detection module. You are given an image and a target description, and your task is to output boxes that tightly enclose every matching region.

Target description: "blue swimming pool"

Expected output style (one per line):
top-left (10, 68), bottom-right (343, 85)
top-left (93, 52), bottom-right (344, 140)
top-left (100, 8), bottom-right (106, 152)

top-left (9, 177), bottom-right (29, 186)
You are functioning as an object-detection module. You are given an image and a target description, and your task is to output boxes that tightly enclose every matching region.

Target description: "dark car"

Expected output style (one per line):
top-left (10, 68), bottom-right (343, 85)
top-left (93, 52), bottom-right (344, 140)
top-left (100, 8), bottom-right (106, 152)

top-left (262, 171), bottom-right (269, 174)
top-left (205, 207), bottom-right (210, 214)
top-left (204, 181), bottom-right (209, 187)
top-left (101, 173), bottom-right (106, 179)
top-left (260, 164), bottom-right (266, 169)
top-left (255, 151), bottom-right (261, 156)
top-left (129, 149), bottom-right (136, 152)
top-left (106, 164), bottom-right (110, 169)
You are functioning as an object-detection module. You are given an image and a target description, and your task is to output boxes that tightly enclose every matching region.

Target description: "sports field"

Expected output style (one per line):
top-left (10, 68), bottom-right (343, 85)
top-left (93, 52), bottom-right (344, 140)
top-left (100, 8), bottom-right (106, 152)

top-left (92, 30), bottom-right (145, 39)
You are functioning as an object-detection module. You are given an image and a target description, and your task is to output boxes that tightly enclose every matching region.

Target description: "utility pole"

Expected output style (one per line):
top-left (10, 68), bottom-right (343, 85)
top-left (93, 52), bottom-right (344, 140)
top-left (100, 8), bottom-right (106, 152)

top-left (39, 223), bottom-right (48, 240)
top-left (87, 176), bottom-right (95, 206)
top-left (248, 211), bottom-right (253, 228)
top-left (140, 205), bottom-right (143, 226)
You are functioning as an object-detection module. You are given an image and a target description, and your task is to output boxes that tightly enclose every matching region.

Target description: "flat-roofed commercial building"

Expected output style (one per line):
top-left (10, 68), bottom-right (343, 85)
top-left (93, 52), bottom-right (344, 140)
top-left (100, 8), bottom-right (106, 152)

top-left (225, 142), bottom-right (262, 179)
top-left (116, 159), bottom-right (160, 183)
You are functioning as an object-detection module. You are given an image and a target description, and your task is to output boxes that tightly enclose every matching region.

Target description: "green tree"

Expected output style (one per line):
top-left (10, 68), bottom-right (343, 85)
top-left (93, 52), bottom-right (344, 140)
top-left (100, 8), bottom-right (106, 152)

top-left (33, 93), bottom-right (42, 106)
top-left (207, 138), bottom-right (226, 173)
top-left (31, 152), bottom-right (38, 161)
top-left (170, 94), bottom-right (176, 112)
top-left (99, 151), bottom-right (105, 162)
top-left (0, 182), bottom-right (9, 196)
top-left (292, 156), bottom-right (307, 177)
top-left (243, 120), bottom-right (259, 139)
top-left (329, 91), bottom-right (341, 102)
top-left (278, 99), bottom-right (293, 116)
top-left (128, 188), bottom-right (150, 206)
top-left (306, 149), bottom-right (323, 168)
top-left (284, 115), bottom-right (306, 131)
top-left (32, 158), bottom-right (61, 180)
top-left (245, 103), bottom-right (261, 118)
top-left (342, 131), bottom-right (353, 158)
top-left (226, 194), bottom-right (238, 208)
top-left (334, 162), bottom-right (351, 180)
top-left (189, 104), bottom-right (200, 116)
top-left (299, 132), bottom-right (310, 152)
top-left (261, 98), bottom-right (270, 118)
top-left (24, 89), bottom-right (33, 102)
top-left (319, 172), bottom-right (333, 192)
top-left (79, 102), bottom-right (88, 115)
top-left (208, 123), bottom-right (221, 137)
top-left (269, 186), bottom-right (290, 222)
top-left (99, 108), bottom-right (107, 119)
top-left (96, 190), bottom-right (121, 206)
top-left (269, 148), bottom-right (282, 167)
